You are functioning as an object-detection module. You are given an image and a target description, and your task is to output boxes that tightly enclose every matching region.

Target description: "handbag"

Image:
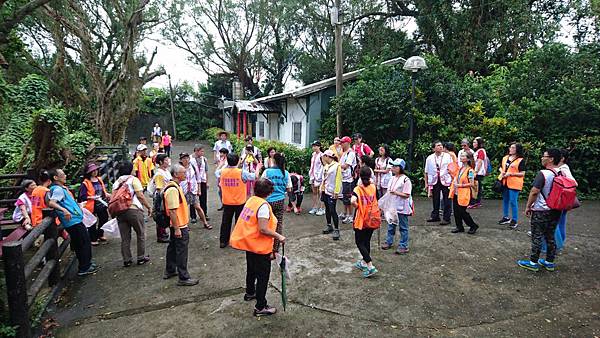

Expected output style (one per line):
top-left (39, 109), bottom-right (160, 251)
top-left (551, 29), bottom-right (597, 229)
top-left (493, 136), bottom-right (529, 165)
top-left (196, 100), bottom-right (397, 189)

top-left (492, 179), bottom-right (503, 193)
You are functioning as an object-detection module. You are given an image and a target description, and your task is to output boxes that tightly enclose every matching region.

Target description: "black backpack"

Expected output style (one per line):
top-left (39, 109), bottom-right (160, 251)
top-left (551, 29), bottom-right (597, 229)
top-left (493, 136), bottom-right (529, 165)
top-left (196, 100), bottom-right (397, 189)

top-left (153, 185), bottom-right (179, 228)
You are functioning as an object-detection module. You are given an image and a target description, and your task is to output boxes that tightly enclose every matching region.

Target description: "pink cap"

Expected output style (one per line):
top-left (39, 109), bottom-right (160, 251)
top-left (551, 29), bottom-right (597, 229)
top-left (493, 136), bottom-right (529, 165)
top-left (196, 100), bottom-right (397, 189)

top-left (323, 150), bottom-right (336, 157)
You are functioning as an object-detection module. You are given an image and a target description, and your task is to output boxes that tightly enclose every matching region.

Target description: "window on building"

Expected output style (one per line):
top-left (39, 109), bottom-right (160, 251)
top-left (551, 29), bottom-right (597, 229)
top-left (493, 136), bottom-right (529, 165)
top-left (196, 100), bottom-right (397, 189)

top-left (258, 121), bottom-right (265, 137)
top-left (292, 122), bottom-right (302, 144)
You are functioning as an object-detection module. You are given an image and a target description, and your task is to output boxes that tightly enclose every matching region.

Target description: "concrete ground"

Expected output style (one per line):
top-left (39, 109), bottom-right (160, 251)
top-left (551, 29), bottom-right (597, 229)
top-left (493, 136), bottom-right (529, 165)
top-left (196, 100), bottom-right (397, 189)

top-left (47, 142), bottom-right (600, 337)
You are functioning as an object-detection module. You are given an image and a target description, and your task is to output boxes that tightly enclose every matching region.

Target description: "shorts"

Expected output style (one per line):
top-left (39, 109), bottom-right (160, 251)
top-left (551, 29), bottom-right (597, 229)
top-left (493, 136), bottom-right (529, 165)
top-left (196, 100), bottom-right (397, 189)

top-left (342, 182), bottom-right (353, 206)
top-left (309, 177), bottom-right (322, 188)
top-left (185, 192), bottom-right (198, 206)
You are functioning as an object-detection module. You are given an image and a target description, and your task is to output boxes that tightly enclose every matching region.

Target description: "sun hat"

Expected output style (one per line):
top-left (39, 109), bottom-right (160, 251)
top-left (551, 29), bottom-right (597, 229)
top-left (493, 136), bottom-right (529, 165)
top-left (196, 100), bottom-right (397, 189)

top-left (85, 163), bottom-right (100, 174)
top-left (340, 136), bottom-right (352, 144)
top-left (389, 158), bottom-right (406, 169)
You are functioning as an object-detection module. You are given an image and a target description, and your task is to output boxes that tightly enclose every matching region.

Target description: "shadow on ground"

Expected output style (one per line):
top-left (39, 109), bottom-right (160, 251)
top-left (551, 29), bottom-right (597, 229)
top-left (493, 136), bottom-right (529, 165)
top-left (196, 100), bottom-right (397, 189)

top-left (47, 142), bottom-right (600, 338)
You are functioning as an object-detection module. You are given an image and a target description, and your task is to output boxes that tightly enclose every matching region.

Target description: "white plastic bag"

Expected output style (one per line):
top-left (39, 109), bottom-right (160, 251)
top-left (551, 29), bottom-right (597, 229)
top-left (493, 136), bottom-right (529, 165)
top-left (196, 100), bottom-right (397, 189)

top-left (378, 192), bottom-right (398, 224)
top-left (101, 218), bottom-right (120, 238)
top-left (80, 205), bottom-right (98, 228)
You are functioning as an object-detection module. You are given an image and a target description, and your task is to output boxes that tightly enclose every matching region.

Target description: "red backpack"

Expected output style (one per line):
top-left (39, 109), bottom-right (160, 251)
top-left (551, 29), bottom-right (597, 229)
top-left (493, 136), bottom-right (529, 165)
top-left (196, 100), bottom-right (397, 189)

top-left (544, 169), bottom-right (578, 211)
top-left (108, 177), bottom-right (134, 216)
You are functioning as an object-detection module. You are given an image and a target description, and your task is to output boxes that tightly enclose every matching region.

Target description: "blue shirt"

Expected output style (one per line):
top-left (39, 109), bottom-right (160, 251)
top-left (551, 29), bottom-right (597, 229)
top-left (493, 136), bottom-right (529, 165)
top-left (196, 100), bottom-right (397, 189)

top-left (49, 184), bottom-right (84, 228)
top-left (263, 168), bottom-right (290, 202)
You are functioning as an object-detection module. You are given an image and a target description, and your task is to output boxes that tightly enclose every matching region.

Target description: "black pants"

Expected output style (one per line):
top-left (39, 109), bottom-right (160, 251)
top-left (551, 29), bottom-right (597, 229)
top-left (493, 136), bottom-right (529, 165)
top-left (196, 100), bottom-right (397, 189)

top-left (245, 251), bottom-right (271, 310)
top-left (164, 145), bottom-right (171, 157)
top-left (287, 192), bottom-right (303, 209)
top-left (354, 228), bottom-right (374, 263)
top-left (452, 198), bottom-right (478, 231)
top-left (530, 210), bottom-right (561, 262)
top-left (199, 182), bottom-right (208, 215)
top-left (88, 204), bottom-right (109, 242)
top-left (431, 181), bottom-right (451, 221)
top-left (165, 227), bottom-right (190, 281)
top-left (220, 204), bottom-right (244, 245)
top-left (65, 223), bottom-right (93, 273)
top-left (322, 193), bottom-right (339, 229)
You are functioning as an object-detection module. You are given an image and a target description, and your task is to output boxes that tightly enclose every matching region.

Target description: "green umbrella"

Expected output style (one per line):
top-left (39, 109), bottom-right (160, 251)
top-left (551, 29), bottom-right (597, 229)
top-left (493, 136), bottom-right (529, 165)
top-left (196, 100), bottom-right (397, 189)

top-left (280, 243), bottom-right (288, 311)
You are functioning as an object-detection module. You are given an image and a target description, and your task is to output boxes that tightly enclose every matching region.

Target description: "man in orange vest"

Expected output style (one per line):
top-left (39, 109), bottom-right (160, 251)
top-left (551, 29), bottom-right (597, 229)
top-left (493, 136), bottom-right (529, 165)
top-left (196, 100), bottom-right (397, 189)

top-left (162, 164), bottom-right (198, 286)
top-left (217, 153), bottom-right (261, 248)
top-left (230, 178), bottom-right (285, 316)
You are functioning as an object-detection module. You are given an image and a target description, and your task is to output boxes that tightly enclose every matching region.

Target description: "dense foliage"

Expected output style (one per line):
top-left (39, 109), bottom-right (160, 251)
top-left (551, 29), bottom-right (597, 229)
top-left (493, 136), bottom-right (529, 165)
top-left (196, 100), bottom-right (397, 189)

top-left (324, 43), bottom-right (600, 198)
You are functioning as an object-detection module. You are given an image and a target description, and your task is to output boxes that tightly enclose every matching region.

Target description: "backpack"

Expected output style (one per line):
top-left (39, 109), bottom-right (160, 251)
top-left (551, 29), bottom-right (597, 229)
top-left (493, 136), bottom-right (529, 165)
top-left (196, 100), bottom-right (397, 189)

top-left (108, 177), bottom-right (134, 216)
top-left (485, 156), bottom-right (492, 176)
top-left (544, 169), bottom-right (578, 211)
top-left (359, 186), bottom-right (381, 229)
top-left (153, 185), bottom-right (179, 228)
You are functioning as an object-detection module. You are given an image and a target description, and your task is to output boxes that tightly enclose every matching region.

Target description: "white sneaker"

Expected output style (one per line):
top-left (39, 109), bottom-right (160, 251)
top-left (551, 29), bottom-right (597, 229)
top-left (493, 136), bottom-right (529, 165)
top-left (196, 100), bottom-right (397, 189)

top-left (315, 208), bottom-right (325, 216)
top-left (338, 213), bottom-right (346, 219)
top-left (342, 216), bottom-right (353, 224)
top-left (308, 208), bottom-right (317, 214)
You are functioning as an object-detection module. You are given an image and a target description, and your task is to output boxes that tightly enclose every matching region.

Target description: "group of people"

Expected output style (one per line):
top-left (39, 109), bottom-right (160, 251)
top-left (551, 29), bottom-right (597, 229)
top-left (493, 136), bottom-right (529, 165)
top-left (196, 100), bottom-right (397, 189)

top-left (7, 128), bottom-right (577, 318)
top-left (149, 123), bottom-right (173, 157)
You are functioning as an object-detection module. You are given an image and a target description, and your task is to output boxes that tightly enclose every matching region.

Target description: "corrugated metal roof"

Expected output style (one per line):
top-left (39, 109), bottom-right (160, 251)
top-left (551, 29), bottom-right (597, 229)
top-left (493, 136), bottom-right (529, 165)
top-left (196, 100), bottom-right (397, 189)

top-left (234, 100), bottom-right (280, 113)
top-left (253, 56), bottom-right (406, 103)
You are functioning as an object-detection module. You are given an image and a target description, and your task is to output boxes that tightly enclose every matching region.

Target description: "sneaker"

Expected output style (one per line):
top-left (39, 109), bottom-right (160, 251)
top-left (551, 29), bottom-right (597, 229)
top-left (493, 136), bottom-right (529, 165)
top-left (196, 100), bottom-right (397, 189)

top-left (342, 216), bottom-right (353, 224)
top-left (137, 256), bottom-right (151, 265)
top-left (243, 293), bottom-right (256, 301)
top-left (338, 212), bottom-right (346, 219)
top-left (322, 224), bottom-right (333, 234)
top-left (498, 217), bottom-right (511, 225)
top-left (308, 208), bottom-right (317, 214)
top-left (381, 243), bottom-right (392, 250)
top-left (78, 265), bottom-right (99, 276)
top-left (332, 229), bottom-right (340, 240)
top-left (395, 247), bottom-right (409, 255)
top-left (517, 260), bottom-right (540, 272)
top-left (538, 258), bottom-right (556, 271)
top-left (191, 218), bottom-right (197, 224)
top-left (253, 305), bottom-right (277, 317)
top-left (354, 260), bottom-right (368, 271)
top-left (527, 231), bottom-right (532, 237)
top-left (509, 220), bottom-right (518, 229)
top-left (177, 278), bottom-right (199, 286)
top-left (315, 208), bottom-right (325, 216)
top-left (123, 260), bottom-right (133, 267)
top-left (363, 267), bottom-right (378, 278)
top-left (467, 225), bottom-right (479, 235)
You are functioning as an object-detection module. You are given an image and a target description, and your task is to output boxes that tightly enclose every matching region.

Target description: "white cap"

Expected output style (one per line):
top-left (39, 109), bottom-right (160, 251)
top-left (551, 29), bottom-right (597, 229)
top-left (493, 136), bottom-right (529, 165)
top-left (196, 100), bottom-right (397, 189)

top-left (136, 144), bottom-right (148, 151)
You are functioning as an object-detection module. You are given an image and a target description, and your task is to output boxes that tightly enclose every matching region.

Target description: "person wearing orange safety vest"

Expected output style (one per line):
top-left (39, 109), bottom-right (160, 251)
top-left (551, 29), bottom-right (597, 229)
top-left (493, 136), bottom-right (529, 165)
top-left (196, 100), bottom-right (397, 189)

top-left (31, 170), bottom-right (53, 227)
top-left (351, 166), bottom-right (379, 278)
top-left (78, 163), bottom-right (111, 245)
top-left (162, 164), bottom-right (199, 286)
top-left (230, 178), bottom-right (285, 317)
top-left (449, 152), bottom-right (479, 234)
top-left (497, 142), bottom-right (526, 229)
top-left (217, 153), bottom-right (260, 248)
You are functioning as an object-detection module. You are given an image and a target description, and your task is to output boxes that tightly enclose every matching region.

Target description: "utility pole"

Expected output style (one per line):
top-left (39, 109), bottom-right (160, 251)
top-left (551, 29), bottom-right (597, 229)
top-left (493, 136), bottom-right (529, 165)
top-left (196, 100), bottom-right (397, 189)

top-left (333, 0), bottom-right (343, 137)
top-left (168, 74), bottom-right (177, 140)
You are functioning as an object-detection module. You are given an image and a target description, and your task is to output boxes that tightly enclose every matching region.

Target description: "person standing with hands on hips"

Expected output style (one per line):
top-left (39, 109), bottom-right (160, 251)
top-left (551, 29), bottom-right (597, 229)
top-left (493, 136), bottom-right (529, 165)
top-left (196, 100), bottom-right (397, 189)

top-left (424, 141), bottom-right (453, 225)
top-left (230, 178), bottom-right (286, 317)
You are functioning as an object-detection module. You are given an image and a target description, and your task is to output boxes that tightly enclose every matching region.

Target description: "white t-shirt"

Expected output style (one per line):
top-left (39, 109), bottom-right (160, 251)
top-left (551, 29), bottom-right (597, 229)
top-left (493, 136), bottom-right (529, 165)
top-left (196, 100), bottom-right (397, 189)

top-left (425, 152), bottom-right (453, 186)
top-left (213, 140), bottom-right (232, 152)
top-left (340, 150), bottom-right (357, 183)
top-left (257, 203), bottom-right (270, 219)
top-left (474, 149), bottom-right (487, 176)
top-left (309, 151), bottom-right (324, 181)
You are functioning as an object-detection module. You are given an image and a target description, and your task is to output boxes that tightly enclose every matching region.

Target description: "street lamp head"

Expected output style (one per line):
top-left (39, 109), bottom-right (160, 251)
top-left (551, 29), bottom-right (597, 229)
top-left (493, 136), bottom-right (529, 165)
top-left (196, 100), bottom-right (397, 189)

top-left (403, 56), bottom-right (428, 73)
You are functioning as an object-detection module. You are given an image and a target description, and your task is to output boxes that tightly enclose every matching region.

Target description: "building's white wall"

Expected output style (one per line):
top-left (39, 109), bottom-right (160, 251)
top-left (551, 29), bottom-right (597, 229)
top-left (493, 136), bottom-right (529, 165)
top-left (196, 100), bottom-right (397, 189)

top-left (255, 114), bottom-right (268, 140)
top-left (279, 98), bottom-right (308, 148)
top-left (223, 111), bottom-right (234, 133)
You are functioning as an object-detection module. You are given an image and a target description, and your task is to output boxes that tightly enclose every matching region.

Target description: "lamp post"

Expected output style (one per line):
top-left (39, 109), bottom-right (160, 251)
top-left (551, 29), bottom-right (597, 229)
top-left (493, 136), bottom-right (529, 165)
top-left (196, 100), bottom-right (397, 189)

top-left (403, 56), bottom-right (428, 171)
top-left (331, 1), bottom-right (342, 137)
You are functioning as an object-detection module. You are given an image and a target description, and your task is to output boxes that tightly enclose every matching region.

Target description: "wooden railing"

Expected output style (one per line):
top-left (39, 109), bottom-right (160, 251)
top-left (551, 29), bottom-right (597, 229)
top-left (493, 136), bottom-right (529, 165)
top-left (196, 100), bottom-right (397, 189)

top-left (3, 210), bottom-right (71, 338)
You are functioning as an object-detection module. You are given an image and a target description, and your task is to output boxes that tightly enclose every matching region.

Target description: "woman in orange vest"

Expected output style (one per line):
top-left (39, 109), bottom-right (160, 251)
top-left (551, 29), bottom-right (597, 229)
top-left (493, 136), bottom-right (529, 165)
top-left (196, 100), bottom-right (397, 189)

top-left (351, 166), bottom-right (379, 278)
top-left (231, 178), bottom-right (285, 317)
top-left (498, 142), bottom-right (526, 229)
top-left (31, 170), bottom-right (52, 227)
top-left (449, 152), bottom-right (479, 234)
top-left (78, 163), bottom-right (111, 245)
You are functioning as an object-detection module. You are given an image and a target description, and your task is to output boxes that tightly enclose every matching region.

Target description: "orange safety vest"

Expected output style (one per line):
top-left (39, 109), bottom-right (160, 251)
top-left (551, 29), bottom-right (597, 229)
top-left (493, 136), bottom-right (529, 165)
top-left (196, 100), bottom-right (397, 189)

top-left (498, 156), bottom-right (525, 191)
top-left (230, 196), bottom-right (277, 254)
top-left (164, 182), bottom-right (189, 228)
top-left (31, 186), bottom-right (50, 226)
top-left (219, 167), bottom-right (247, 205)
top-left (449, 166), bottom-right (475, 207)
top-left (353, 184), bottom-right (377, 230)
top-left (82, 178), bottom-right (108, 212)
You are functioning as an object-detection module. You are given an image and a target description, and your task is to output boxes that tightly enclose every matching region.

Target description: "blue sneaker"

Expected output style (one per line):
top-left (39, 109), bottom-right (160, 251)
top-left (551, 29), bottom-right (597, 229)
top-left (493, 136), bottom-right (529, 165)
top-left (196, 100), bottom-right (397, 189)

top-left (517, 260), bottom-right (540, 272)
top-left (363, 267), bottom-right (378, 278)
top-left (354, 260), bottom-right (367, 271)
top-left (538, 259), bottom-right (556, 271)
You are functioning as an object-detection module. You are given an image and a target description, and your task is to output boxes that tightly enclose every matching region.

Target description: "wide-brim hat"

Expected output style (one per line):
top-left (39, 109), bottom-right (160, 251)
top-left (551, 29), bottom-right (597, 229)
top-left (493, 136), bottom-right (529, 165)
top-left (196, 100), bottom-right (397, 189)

top-left (85, 163), bottom-right (100, 174)
top-left (218, 131), bottom-right (229, 137)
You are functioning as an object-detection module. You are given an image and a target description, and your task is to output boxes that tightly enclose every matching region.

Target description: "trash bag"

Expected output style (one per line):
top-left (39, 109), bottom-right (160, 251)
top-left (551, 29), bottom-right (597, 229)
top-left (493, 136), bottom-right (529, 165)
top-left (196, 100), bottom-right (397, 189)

top-left (377, 192), bottom-right (398, 224)
top-left (101, 218), bottom-right (120, 238)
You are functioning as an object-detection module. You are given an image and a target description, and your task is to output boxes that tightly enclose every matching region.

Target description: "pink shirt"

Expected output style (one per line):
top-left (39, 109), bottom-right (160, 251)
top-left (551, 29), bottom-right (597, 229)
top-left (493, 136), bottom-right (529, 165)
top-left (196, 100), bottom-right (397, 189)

top-left (162, 135), bottom-right (172, 146)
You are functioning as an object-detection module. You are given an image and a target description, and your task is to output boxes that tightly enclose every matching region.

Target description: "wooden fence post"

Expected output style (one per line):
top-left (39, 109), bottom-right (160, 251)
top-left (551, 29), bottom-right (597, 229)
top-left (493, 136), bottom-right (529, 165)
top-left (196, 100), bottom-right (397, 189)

top-left (43, 210), bottom-right (60, 287)
top-left (3, 242), bottom-right (31, 338)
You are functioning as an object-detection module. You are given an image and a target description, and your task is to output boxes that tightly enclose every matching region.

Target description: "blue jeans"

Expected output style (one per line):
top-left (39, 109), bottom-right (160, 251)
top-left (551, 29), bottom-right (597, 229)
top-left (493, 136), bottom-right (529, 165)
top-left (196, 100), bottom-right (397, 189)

top-left (386, 214), bottom-right (409, 249)
top-left (502, 188), bottom-right (520, 221)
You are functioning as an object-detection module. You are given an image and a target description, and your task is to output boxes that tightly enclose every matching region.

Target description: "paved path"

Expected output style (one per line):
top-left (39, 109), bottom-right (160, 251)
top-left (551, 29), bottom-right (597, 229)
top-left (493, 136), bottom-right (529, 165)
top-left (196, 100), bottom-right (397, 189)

top-left (48, 141), bottom-right (600, 337)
